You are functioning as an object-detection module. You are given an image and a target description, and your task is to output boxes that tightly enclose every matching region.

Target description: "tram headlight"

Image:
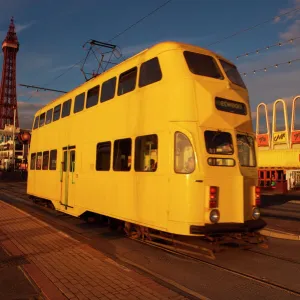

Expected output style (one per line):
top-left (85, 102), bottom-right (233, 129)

top-left (209, 209), bottom-right (220, 223)
top-left (252, 207), bottom-right (260, 220)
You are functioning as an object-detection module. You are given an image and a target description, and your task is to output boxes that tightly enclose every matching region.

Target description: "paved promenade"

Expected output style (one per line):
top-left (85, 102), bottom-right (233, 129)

top-left (0, 200), bottom-right (188, 300)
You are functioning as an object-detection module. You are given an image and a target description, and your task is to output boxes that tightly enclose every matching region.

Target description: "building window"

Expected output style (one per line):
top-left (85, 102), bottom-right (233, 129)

top-left (36, 152), bottom-right (42, 170)
top-left (100, 77), bottom-right (116, 102)
top-left (96, 142), bottom-right (111, 171)
top-left (30, 153), bottom-right (36, 170)
top-left (74, 93), bottom-right (85, 113)
top-left (39, 113), bottom-right (45, 127)
top-left (46, 108), bottom-right (53, 124)
top-left (135, 134), bottom-right (158, 172)
top-left (139, 57), bottom-right (162, 87)
top-left (42, 151), bottom-right (49, 170)
top-left (86, 85), bottom-right (99, 108)
top-left (33, 116), bottom-right (39, 129)
top-left (49, 150), bottom-right (57, 170)
top-left (113, 138), bottom-right (132, 171)
top-left (118, 67), bottom-right (137, 96)
top-left (53, 104), bottom-right (61, 121)
top-left (61, 99), bottom-right (72, 118)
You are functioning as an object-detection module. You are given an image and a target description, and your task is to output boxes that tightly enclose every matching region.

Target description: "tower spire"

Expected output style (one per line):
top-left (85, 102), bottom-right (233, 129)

top-left (0, 17), bottom-right (20, 128)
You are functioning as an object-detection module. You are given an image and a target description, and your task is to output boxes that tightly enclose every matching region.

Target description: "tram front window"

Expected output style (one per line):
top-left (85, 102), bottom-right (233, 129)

top-left (204, 131), bottom-right (233, 155)
top-left (219, 60), bottom-right (246, 89)
top-left (183, 51), bottom-right (223, 79)
top-left (237, 134), bottom-right (256, 167)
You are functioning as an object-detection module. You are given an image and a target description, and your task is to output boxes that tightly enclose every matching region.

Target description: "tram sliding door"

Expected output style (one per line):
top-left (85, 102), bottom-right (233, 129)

top-left (60, 146), bottom-right (76, 210)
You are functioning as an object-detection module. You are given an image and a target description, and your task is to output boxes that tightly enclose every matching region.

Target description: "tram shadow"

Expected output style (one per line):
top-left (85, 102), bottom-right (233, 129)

top-left (260, 192), bottom-right (300, 208)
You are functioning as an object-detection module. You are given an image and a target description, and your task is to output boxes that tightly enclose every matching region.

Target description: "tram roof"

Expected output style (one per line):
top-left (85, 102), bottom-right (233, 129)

top-left (35, 41), bottom-right (233, 114)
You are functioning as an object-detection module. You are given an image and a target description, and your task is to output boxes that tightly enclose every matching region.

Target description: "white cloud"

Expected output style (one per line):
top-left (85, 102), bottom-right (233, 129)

top-left (273, 0), bottom-right (300, 23)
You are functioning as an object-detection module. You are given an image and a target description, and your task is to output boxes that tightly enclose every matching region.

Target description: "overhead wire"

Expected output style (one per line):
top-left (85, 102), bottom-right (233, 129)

top-left (235, 36), bottom-right (300, 60)
top-left (242, 58), bottom-right (300, 76)
top-left (206, 6), bottom-right (300, 47)
top-left (24, 0), bottom-right (173, 101)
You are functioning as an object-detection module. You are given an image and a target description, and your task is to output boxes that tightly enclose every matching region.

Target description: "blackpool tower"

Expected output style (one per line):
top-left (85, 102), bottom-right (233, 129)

top-left (0, 17), bottom-right (19, 129)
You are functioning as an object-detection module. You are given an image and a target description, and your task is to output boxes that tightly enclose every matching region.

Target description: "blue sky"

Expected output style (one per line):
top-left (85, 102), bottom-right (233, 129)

top-left (0, 0), bottom-right (299, 129)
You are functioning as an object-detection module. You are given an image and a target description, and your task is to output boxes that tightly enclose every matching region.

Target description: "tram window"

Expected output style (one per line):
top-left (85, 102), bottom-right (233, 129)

top-left (118, 67), bottom-right (137, 96)
top-left (96, 142), bottom-right (111, 171)
top-left (183, 51), bottom-right (223, 79)
top-left (113, 138), bottom-right (132, 171)
top-left (174, 132), bottom-right (195, 174)
top-left (42, 151), bottom-right (49, 170)
top-left (237, 134), bottom-right (256, 167)
top-left (220, 60), bottom-right (246, 89)
top-left (204, 131), bottom-right (233, 155)
top-left (39, 113), bottom-right (45, 127)
top-left (100, 77), bottom-right (116, 102)
top-left (30, 153), bottom-right (36, 170)
top-left (86, 85), bottom-right (99, 108)
top-left (36, 152), bottom-right (42, 170)
top-left (61, 99), bottom-right (72, 118)
top-left (70, 150), bottom-right (75, 172)
top-left (46, 108), bottom-right (53, 124)
top-left (33, 116), bottom-right (39, 129)
top-left (139, 57), bottom-right (162, 87)
top-left (74, 93), bottom-right (85, 113)
top-left (53, 104), bottom-right (61, 121)
top-left (49, 150), bottom-right (57, 170)
top-left (135, 134), bottom-right (158, 172)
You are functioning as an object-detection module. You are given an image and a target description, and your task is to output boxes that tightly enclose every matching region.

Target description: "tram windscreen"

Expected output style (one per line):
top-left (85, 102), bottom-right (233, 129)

top-left (183, 51), bottom-right (223, 79)
top-left (237, 134), bottom-right (256, 167)
top-left (220, 60), bottom-right (246, 88)
top-left (204, 131), bottom-right (234, 155)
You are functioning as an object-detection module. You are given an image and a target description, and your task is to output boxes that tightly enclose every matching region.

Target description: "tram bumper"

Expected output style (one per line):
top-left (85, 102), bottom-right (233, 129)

top-left (190, 218), bottom-right (266, 234)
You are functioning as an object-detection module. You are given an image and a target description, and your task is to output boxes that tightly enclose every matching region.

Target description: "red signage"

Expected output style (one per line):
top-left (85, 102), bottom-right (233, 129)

top-left (256, 134), bottom-right (269, 147)
top-left (291, 131), bottom-right (300, 144)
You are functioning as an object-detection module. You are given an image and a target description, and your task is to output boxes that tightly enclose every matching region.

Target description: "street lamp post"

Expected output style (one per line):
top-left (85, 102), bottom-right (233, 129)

top-left (12, 108), bottom-right (16, 171)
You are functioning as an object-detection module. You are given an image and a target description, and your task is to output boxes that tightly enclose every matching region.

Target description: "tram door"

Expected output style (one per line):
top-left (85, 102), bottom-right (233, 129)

top-left (60, 146), bottom-right (76, 209)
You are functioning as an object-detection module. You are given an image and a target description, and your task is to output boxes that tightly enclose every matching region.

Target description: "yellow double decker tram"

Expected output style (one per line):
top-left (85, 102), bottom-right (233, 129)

top-left (27, 41), bottom-right (265, 244)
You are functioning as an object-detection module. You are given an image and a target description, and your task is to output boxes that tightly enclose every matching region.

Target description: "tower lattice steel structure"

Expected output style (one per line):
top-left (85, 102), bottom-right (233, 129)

top-left (0, 17), bottom-right (19, 129)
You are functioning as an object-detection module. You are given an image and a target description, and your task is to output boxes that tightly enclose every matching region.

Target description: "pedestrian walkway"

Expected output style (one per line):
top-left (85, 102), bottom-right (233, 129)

top-left (0, 200), bottom-right (187, 300)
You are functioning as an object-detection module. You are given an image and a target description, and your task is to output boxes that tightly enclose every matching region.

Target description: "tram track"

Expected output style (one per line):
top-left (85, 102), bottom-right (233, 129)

top-left (1, 182), bottom-right (300, 298)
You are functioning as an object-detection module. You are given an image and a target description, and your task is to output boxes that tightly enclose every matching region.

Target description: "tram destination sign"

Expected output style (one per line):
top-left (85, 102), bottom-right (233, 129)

top-left (215, 97), bottom-right (247, 115)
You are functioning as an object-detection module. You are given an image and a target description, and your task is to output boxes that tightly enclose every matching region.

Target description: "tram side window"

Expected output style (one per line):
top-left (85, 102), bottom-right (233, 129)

top-left (74, 93), bottom-right (85, 113)
top-left (237, 134), bottom-right (256, 167)
top-left (183, 51), bottom-right (223, 80)
top-left (139, 57), bottom-right (162, 87)
top-left (100, 77), bottom-right (116, 102)
top-left (36, 152), bottom-right (42, 170)
top-left (135, 134), bottom-right (158, 172)
top-left (49, 150), bottom-right (57, 170)
top-left (53, 104), bottom-right (61, 121)
top-left (33, 116), bottom-right (39, 129)
top-left (118, 67), bottom-right (137, 96)
top-left (45, 108), bottom-right (53, 124)
top-left (30, 153), bottom-right (36, 170)
top-left (86, 85), bottom-right (99, 108)
top-left (174, 132), bottom-right (195, 174)
top-left (42, 151), bottom-right (49, 170)
top-left (113, 138), bottom-right (132, 171)
top-left (96, 142), bottom-right (111, 171)
top-left (61, 99), bottom-right (72, 118)
top-left (39, 113), bottom-right (45, 127)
